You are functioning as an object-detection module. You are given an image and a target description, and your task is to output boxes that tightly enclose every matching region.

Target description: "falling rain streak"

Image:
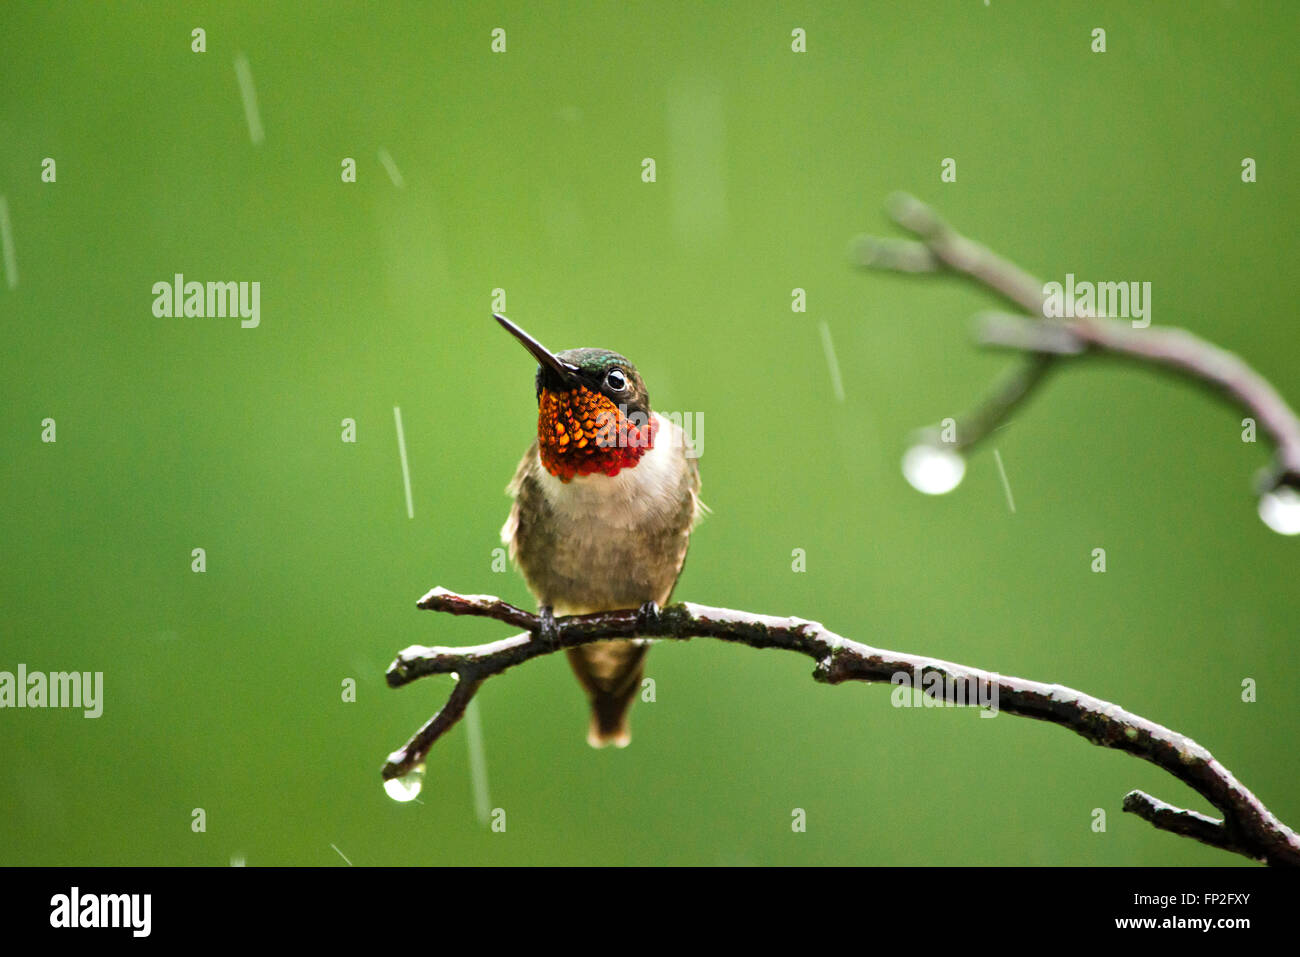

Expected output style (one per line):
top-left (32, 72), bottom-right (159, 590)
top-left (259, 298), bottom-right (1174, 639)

top-left (233, 53), bottom-right (265, 145)
top-left (992, 449), bottom-right (1016, 513)
top-left (378, 148), bottom-right (405, 188)
top-left (818, 320), bottom-right (845, 402)
top-left (465, 698), bottom-right (492, 826)
top-left (393, 405), bottom-right (415, 519)
top-left (0, 196), bottom-right (17, 289)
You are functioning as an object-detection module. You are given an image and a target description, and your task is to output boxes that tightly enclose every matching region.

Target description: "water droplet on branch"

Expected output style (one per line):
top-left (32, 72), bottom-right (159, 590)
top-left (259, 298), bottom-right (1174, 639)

top-left (1258, 486), bottom-right (1300, 536)
top-left (383, 764), bottom-right (425, 802)
top-left (902, 444), bottom-right (966, 495)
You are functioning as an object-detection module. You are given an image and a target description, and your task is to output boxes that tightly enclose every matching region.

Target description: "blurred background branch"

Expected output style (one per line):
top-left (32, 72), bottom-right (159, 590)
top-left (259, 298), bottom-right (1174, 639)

top-left (853, 194), bottom-right (1300, 522)
top-left (385, 587), bottom-right (1300, 866)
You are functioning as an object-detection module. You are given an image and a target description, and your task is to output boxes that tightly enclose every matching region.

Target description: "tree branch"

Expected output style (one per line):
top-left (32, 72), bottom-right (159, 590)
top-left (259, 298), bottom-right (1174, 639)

top-left (976, 311), bottom-right (1300, 487)
top-left (384, 587), bottom-right (1300, 867)
top-left (1122, 790), bottom-right (1261, 861)
top-left (853, 193), bottom-right (1300, 493)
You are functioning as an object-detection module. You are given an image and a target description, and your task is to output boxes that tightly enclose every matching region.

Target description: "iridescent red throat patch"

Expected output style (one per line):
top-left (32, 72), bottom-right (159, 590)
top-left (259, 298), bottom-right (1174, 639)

top-left (537, 386), bottom-right (656, 481)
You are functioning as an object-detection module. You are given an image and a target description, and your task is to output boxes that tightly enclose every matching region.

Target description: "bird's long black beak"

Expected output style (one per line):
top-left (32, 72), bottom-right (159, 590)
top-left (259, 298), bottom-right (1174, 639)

top-left (494, 313), bottom-right (580, 384)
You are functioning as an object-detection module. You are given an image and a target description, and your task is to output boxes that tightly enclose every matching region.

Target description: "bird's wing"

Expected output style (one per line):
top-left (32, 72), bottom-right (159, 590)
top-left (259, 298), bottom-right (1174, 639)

top-left (500, 439), bottom-right (541, 558)
top-left (660, 440), bottom-right (704, 605)
top-left (686, 448), bottom-right (706, 526)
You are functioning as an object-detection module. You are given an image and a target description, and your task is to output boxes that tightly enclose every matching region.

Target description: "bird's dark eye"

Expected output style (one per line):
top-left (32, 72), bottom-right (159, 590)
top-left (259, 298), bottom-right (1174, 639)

top-left (605, 368), bottom-right (628, 392)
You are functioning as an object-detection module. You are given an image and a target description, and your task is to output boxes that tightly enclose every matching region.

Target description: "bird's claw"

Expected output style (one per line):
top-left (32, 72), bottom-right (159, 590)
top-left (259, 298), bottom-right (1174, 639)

top-left (635, 600), bottom-right (662, 635)
top-left (536, 606), bottom-right (561, 650)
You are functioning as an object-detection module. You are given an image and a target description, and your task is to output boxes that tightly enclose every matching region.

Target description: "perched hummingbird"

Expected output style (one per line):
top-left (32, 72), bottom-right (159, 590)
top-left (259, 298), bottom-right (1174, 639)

top-left (496, 314), bottom-right (703, 747)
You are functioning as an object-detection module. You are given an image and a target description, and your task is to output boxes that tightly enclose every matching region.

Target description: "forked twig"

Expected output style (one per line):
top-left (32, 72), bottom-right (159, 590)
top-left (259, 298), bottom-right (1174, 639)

top-left (384, 588), bottom-right (1300, 866)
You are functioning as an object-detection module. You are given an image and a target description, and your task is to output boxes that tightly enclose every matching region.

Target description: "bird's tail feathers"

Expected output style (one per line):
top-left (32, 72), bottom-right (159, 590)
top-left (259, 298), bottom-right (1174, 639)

top-left (566, 640), bottom-right (647, 749)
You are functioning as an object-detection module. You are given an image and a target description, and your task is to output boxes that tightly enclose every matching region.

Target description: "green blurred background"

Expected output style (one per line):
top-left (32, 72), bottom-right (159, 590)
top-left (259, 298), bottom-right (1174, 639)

top-left (2, 1), bottom-right (1297, 866)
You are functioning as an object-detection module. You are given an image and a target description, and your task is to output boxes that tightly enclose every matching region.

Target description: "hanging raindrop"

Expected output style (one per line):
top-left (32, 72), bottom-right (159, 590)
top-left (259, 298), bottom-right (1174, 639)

top-left (1258, 486), bottom-right (1300, 536)
top-left (902, 443), bottom-right (966, 495)
top-left (383, 764), bottom-right (425, 803)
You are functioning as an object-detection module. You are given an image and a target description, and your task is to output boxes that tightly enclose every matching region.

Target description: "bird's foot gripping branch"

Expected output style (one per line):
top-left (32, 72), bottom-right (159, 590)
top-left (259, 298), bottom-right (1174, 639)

top-left (385, 587), bottom-right (1300, 866)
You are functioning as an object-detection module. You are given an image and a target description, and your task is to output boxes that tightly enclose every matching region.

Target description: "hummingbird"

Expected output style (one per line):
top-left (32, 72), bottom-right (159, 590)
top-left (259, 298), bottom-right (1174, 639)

top-left (495, 314), bottom-right (703, 748)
